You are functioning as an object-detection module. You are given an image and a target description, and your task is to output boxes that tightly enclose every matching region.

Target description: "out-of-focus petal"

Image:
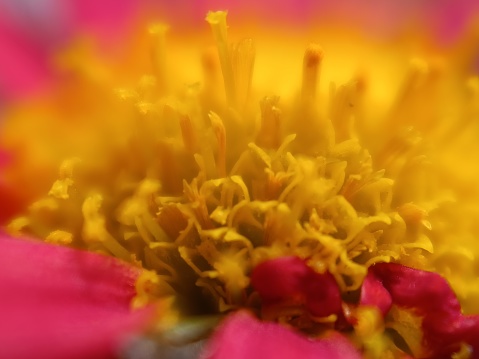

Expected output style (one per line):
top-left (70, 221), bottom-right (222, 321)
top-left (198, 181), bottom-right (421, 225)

top-left (0, 149), bottom-right (27, 223)
top-left (201, 311), bottom-right (361, 359)
top-left (363, 263), bottom-right (479, 357)
top-left (251, 256), bottom-right (341, 317)
top-left (0, 234), bottom-right (154, 359)
top-left (424, 0), bottom-right (479, 42)
top-left (0, 0), bottom-right (140, 46)
top-left (0, 0), bottom-right (141, 100)
top-left (68, 0), bottom-right (140, 45)
top-left (0, 13), bottom-right (53, 100)
top-left (0, 185), bottom-right (24, 225)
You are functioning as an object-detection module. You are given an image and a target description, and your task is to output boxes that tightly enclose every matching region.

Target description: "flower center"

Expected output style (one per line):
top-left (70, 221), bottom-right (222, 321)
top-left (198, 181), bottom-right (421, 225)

top-left (6, 11), bottom-right (478, 328)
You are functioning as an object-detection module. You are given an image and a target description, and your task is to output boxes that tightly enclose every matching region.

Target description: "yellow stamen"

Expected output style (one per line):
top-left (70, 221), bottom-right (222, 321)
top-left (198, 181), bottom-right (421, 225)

top-left (302, 44), bottom-right (323, 100)
top-left (231, 38), bottom-right (256, 107)
top-left (206, 11), bottom-right (236, 106)
top-left (209, 112), bottom-right (227, 177)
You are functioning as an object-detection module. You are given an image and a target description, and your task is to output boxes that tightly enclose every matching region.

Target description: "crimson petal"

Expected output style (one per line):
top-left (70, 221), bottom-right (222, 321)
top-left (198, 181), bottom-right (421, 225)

top-left (0, 234), bottom-right (153, 359)
top-left (251, 256), bottom-right (342, 318)
top-left (201, 311), bottom-right (361, 359)
top-left (360, 270), bottom-right (392, 316)
top-left (363, 263), bottom-right (479, 357)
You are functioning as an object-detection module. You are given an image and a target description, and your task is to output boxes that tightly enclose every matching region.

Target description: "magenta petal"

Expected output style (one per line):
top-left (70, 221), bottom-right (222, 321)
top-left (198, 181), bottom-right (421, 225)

top-left (0, 234), bottom-right (153, 359)
top-left (366, 263), bottom-right (479, 356)
top-left (0, 14), bottom-right (53, 100)
top-left (251, 256), bottom-right (342, 317)
top-left (69, 0), bottom-right (140, 45)
top-left (202, 311), bottom-right (361, 359)
top-left (360, 271), bottom-right (392, 316)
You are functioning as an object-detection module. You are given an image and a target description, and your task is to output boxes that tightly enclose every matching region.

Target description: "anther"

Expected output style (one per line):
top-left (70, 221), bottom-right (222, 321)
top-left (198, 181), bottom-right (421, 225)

top-left (206, 11), bottom-right (236, 106)
top-left (302, 44), bottom-right (323, 100)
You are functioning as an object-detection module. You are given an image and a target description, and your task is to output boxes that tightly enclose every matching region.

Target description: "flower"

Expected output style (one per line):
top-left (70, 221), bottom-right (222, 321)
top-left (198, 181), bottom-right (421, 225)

top-left (1, 2), bottom-right (479, 358)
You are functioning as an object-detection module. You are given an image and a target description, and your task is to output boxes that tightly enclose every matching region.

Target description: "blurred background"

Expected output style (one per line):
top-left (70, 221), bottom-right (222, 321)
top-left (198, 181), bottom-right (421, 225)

top-left (1, 0), bottom-right (478, 103)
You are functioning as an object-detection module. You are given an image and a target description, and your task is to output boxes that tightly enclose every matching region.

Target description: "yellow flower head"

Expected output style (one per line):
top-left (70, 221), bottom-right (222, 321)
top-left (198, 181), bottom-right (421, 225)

top-left (2, 8), bottom-right (479, 356)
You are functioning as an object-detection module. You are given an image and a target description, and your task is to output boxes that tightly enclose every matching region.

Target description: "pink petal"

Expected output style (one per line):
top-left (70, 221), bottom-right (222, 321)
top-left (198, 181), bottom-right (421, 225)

top-left (0, 0), bottom-right (141, 100)
top-left (363, 263), bottom-right (479, 357)
top-left (251, 256), bottom-right (342, 318)
top-left (360, 270), bottom-right (392, 316)
top-left (423, 0), bottom-right (479, 43)
top-left (0, 234), bottom-right (153, 359)
top-left (201, 311), bottom-right (361, 359)
top-left (68, 0), bottom-right (140, 45)
top-left (0, 13), bottom-right (53, 100)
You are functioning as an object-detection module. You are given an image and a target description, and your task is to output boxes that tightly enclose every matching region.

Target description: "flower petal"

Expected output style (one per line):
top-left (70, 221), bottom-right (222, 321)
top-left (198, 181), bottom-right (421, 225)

top-left (363, 263), bottom-right (479, 357)
top-left (0, 234), bottom-right (153, 359)
top-left (0, 13), bottom-right (53, 100)
top-left (0, 151), bottom-right (29, 223)
top-left (68, 0), bottom-right (140, 45)
top-left (360, 270), bottom-right (392, 316)
top-left (0, 0), bottom-right (142, 101)
top-left (251, 256), bottom-right (341, 317)
top-left (201, 311), bottom-right (361, 359)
